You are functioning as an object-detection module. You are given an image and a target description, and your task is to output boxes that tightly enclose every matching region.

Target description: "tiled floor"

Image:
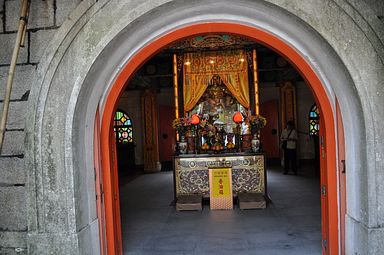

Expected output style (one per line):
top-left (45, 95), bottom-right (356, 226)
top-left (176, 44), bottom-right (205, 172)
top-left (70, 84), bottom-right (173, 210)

top-left (119, 164), bottom-right (321, 255)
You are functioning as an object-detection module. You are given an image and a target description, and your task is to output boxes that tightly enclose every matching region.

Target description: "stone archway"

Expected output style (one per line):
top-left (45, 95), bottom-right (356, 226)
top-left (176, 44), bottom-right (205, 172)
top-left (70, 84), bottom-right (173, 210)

top-left (25, 1), bottom-right (384, 254)
top-left (100, 22), bottom-right (339, 254)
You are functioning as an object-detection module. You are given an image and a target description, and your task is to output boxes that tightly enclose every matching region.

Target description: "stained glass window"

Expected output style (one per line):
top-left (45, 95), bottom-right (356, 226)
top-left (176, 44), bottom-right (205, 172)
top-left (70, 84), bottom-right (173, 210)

top-left (114, 110), bottom-right (133, 143)
top-left (309, 103), bottom-right (320, 136)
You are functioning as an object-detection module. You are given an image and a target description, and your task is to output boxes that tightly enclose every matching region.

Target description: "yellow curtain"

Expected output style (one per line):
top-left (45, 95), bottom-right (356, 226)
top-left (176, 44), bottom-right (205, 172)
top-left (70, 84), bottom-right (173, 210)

top-left (183, 50), bottom-right (250, 112)
top-left (183, 53), bottom-right (211, 112)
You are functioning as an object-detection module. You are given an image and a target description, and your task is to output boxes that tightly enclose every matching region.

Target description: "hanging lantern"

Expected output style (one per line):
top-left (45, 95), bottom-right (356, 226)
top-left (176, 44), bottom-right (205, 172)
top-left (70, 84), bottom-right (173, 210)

top-left (191, 114), bottom-right (200, 125)
top-left (233, 111), bottom-right (243, 123)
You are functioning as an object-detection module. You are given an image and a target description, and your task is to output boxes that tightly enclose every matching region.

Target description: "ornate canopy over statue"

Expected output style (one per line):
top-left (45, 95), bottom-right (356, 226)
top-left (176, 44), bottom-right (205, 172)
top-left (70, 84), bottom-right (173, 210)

top-left (172, 45), bottom-right (264, 154)
top-left (183, 49), bottom-right (250, 112)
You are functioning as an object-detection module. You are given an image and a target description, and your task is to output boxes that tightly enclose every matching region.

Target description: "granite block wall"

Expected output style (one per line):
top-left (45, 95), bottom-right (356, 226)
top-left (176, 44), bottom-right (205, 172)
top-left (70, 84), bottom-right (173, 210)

top-left (0, 1), bottom-right (82, 253)
top-left (0, 0), bottom-right (382, 254)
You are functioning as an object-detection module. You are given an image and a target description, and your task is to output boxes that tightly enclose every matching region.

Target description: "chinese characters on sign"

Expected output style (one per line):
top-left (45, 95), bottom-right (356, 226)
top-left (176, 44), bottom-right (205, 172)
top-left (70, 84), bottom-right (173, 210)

top-left (212, 169), bottom-right (231, 197)
top-left (209, 168), bottom-right (233, 210)
top-left (219, 178), bottom-right (224, 195)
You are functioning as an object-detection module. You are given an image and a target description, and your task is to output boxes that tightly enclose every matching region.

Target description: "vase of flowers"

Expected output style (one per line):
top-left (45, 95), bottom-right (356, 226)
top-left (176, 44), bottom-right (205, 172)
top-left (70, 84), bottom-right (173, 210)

top-left (247, 115), bottom-right (267, 152)
top-left (178, 135), bottom-right (188, 154)
top-left (251, 134), bottom-right (260, 152)
top-left (172, 117), bottom-right (191, 154)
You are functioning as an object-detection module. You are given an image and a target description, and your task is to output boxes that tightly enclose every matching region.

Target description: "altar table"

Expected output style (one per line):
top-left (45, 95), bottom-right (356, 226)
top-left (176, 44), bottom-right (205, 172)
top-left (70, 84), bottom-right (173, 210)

top-left (173, 153), bottom-right (267, 199)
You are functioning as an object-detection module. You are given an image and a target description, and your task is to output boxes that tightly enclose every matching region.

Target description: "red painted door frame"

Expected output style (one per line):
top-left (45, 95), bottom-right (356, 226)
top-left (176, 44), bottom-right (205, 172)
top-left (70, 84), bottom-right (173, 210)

top-left (319, 105), bottom-right (330, 253)
top-left (94, 109), bottom-right (107, 255)
top-left (336, 99), bottom-right (346, 254)
top-left (98, 23), bottom-right (340, 254)
top-left (99, 111), bottom-right (123, 254)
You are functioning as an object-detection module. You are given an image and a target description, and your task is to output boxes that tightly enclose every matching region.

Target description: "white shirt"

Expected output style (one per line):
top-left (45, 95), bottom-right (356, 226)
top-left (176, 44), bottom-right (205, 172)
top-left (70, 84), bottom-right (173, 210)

top-left (280, 128), bottom-right (298, 149)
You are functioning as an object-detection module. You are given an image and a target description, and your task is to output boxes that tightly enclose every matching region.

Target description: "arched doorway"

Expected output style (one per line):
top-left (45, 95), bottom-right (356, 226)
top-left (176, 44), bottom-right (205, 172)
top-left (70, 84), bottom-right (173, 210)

top-left (28, 1), bottom-right (382, 254)
top-left (98, 23), bottom-right (339, 254)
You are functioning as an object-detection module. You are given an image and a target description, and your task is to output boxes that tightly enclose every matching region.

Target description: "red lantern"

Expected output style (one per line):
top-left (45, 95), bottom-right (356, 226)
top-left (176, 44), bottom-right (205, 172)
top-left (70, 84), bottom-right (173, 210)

top-left (191, 114), bottom-right (200, 125)
top-left (233, 112), bottom-right (243, 123)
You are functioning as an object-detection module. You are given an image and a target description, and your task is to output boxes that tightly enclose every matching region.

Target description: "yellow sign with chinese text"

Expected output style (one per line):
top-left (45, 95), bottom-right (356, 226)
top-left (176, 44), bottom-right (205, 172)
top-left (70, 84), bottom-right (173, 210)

top-left (209, 168), bottom-right (233, 209)
top-left (211, 168), bottom-right (231, 197)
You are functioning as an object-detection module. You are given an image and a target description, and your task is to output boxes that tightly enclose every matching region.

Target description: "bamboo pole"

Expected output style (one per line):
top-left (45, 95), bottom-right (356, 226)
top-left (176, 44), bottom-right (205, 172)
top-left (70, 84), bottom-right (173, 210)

top-left (0, 0), bottom-right (30, 152)
top-left (20, 6), bottom-right (29, 47)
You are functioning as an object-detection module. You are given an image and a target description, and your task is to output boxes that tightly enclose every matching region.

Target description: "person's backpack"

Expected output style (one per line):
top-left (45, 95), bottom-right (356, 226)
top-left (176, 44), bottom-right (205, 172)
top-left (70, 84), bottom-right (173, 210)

top-left (281, 129), bottom-right (293, 150)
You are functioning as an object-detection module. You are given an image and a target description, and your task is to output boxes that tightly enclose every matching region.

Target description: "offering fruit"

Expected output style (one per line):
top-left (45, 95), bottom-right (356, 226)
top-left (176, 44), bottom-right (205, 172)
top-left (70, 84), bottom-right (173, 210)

top-left (214, 145), bottom-right (219, 151)
top-left (226, 142), bottom-right (235, 149)
top-left (211, 144), bottom-right (224, 151)
top-left (201, 143), bottom-right (210, 150)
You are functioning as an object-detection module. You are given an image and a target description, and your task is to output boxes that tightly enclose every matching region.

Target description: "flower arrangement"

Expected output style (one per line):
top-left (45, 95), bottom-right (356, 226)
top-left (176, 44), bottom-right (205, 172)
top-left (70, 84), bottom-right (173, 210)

top-left (246, 115), bottom-right (267, 134)
top-left (172, 117), bottom-right (191, 137)
top-left (198, 117), bottom-right (216, 137)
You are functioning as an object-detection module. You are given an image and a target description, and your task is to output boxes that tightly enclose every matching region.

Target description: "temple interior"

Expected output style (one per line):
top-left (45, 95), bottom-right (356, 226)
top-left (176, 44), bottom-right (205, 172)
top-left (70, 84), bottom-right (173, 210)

top-left (114, 34), bottom-right (321, 254)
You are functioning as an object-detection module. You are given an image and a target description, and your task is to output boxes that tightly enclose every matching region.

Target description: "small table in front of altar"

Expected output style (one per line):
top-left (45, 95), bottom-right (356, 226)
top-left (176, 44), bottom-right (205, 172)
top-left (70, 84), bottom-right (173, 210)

top-left (173, 152), bottom-right (267, 206)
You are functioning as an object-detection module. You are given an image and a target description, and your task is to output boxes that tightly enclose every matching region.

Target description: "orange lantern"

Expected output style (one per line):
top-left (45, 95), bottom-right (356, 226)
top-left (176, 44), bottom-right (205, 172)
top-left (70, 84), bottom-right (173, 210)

top-left (191, 114), bottom-right (200, 125)
top-left (233, 111), bottom-right (243, 123)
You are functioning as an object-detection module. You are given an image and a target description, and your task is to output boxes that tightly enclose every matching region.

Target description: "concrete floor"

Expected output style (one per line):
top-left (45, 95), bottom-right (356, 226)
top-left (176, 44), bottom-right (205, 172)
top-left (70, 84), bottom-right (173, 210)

top-left (119, 164), bottom-right (321, 255)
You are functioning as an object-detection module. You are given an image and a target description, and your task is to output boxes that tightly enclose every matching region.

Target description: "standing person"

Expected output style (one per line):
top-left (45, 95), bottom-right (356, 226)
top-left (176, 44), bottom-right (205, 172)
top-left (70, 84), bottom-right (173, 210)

top-left (280, 121), bottom-right (298, 175)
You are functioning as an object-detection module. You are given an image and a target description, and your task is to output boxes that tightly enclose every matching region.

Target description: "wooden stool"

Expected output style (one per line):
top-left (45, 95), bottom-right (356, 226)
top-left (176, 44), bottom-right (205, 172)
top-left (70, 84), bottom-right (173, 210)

top-left (176, 195), bottom-right (203, 211)
top-left (238, 193), bottom-right (266, 209)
